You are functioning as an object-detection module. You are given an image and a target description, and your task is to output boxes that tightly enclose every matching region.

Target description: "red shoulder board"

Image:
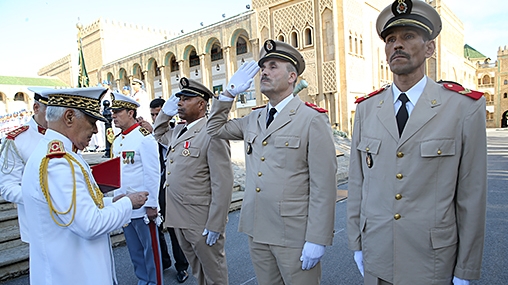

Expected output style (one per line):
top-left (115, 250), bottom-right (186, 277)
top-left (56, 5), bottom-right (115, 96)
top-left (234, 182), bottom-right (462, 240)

top-left (355, 86), bottom-right (389, 104)
top-left (442, 83), bottom-right (484, 100)
top-left (46, 140), bottom-right (66, 159)
top-left (6, 125), bottom-right (29, 140)
top-left (251, 105), bottom-right (266, 110)
top-left (305, 102), bottom-right (328, 113)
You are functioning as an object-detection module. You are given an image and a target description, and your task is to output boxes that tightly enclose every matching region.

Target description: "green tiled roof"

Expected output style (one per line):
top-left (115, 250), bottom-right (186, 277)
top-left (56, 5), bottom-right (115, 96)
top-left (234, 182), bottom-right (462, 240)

top-left (0, 76), bottom-right (68, 87)
top-left (464, 44), bottom-right (486, 59)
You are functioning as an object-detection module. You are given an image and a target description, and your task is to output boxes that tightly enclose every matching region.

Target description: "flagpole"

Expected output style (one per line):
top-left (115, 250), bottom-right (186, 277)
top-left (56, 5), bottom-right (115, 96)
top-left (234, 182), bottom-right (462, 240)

top-left (77, 22), bottom-right (89, 88)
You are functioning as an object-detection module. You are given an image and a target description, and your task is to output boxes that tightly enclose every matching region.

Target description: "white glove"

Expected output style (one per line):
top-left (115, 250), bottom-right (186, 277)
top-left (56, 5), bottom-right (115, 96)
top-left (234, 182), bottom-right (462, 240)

top-left (354, 250), bottom-right (364, 277)
top-left (202, 228), bottom-right (220, 246)
top-left (452, 276), bottom-right (470, 285)
top-left (162, 94), bottom-right (179, 116)
top-left (299, 242), bottom-right (326, 270)
top-left (226, 61), bottom-right (260, 97)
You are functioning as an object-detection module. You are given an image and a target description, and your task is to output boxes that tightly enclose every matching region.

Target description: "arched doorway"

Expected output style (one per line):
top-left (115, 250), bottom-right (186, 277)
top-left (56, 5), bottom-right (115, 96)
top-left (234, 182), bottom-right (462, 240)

top-left (501, 110), bottom-right (508, 128)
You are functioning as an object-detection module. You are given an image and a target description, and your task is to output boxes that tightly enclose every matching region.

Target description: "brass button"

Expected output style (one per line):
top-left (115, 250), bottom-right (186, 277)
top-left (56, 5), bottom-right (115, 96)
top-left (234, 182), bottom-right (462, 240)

top-left (120, 144), bottom-right (123, 147)
top-left (394, 214), bottom-right (401, 220)
top-left (397, 152), bottom-right (404, 158)
top-left (395, 194), bottom-right (402, 200)
top-left (285, 142), bottom-right (289, 146)
top-left (366, 147), bottom-right (370, 152)
top-left (261, 157), bottom-right (265, 161)
top-left (256, 187), bottom-right (261, 192)
top-left (165, 183), bottom-right (169, 187)
top-left (167, 171), bottom-right (171, 175)
top-left (171, 149), bottom-right (175, 152)
top-left (262, 141), bottom-right (267, 146)
top-left (258, 172), bottom-right (262, 177)
top-left (396, 173), bottom-right (403, 180)
top-left (170, 159), bottom-right (173, 163)
top-left (437, 149), bottom-right (442, 155)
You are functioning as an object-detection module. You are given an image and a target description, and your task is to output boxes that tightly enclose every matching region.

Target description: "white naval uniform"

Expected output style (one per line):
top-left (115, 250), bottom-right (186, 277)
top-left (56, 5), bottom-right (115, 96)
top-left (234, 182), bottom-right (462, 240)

top-left (0, 118), bottom-right (45, 242)
top-left (22, 129), bottom-right (133, 285)
top-left (132, 89), bottom-right (152, 122)
top-left (112, 123), bottom-right (162, 285)
top-left (112, 124), bottom-right (160, 216)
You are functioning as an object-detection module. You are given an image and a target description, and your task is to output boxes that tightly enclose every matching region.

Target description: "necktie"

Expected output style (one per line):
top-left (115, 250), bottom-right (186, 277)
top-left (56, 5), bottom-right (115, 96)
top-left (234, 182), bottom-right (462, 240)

top-left (266, 108), bottom-right (277, 128)
top-left (177, 126), bottom-right (187, 138)
top-left (396, 93), bottom-right (409, 137)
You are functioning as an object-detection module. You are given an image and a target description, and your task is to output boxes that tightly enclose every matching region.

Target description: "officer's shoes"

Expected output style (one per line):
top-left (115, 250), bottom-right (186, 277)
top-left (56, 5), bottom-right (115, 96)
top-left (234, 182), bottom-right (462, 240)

top-left (176, 270), bottom-right (189, 283)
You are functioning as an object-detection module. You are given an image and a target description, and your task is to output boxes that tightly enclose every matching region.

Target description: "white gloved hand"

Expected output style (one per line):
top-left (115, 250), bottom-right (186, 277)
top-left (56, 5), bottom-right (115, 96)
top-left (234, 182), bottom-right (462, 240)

top-left (202, 228), bottom-right (220, 246)
top-left (226, 61), bottom-right (260, 97)
top-left (299, 242), bottom-right (326, 270)
top-left (162, 94), bottom-right (179, 116)
top-left (354, 250), bottom-right (364, 277)
top-left (452, 276), bottom-right (470, 285)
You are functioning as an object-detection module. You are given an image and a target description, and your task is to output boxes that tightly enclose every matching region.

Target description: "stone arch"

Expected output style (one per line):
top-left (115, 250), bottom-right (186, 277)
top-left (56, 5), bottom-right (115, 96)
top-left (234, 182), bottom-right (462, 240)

top-left (482, 74), bottom-right (490, 85)
top-left (132, 63), bottom-right (143, 81)
top-left (230, 29), bottom-right (250, 49)
top-left (322, 7), bottom-right (334, 61)
top-left (501, 110), bottom-right (508, 128)
top-left (118, 68), bottom-right (129, 92)
top-left (290, 30), bottom-right (299, 48)
top-left (304, 26), bottom-right (313, 46)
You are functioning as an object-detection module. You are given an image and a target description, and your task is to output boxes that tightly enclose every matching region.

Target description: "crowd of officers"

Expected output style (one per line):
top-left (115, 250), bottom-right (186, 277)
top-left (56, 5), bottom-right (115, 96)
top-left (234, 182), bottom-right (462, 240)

top-left (0, 1), bottom-right (488, 285)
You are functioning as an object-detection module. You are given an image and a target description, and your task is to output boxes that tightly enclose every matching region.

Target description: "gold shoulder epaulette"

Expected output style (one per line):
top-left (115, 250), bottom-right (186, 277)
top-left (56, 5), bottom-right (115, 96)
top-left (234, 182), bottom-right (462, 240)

top-left (304, 102), bottom-right (328, 113)
top-left (355, 85), bottom-right (390, 104)
top-left (440, 82), bottom-right (484, 100)
top-left (46, 140), bottom-right (66, 159)
top-left (6, 125), bottom-right (29, 140)
top-left (139, 127), bottom-right (151, 136)
top-left (252, 104), bottom-right (266, 110)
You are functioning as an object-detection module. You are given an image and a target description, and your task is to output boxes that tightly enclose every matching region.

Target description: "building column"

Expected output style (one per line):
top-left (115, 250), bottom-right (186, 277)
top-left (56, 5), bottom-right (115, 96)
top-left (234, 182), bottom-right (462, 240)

top-left (143, 70), bottom-right (154, 100)
top-left (178, 60), bottom-right (188, 79)
top-left (200, 53), bottom-right (212, 90)
top-left (159, 66), bottom-right (170, 100)
top-left (250, 39), bottom-right (263, 106)
top-left (223, 46), bottom-right (237, 113)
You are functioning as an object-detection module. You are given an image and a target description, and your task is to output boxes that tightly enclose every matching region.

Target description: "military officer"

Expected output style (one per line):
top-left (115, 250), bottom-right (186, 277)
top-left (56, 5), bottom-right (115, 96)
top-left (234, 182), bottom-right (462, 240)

top-left (0, 87), bottom-right (49, 243)
top-left (109, 92), bottom-right (162, 285)
top-left (153, 78), bottom-right (233, 285)
top-left (347, 1), bottom-right (487, 285)
top-left (21, 87), bottom-right (149, 285)
top-left (206, 40), bottom-right (338, 285)
top-left (131, 78), bottom-right (152, 121)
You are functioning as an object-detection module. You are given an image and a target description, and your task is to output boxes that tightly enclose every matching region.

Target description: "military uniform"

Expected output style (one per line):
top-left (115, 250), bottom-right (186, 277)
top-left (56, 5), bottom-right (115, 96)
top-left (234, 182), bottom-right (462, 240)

top-left (207, 41), bottom-right (338, 283)
top-left (347, 1), bottom-right (487, 284)
top-left (0, 118), bottom-right (46, 242)
top-left (21, 87), bottom-right (134, 285)
top-left (0, 88), bottom-right (50, 243)
top-left (110, 92), bottom-right (163, 285)
top-left (153, 78), bottom-right (233, 285)
top-left (131, 78), bottom-right (152, 121)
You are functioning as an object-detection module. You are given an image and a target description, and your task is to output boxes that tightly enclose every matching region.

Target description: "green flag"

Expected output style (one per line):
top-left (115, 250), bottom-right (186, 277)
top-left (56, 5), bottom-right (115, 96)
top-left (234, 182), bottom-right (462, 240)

top-left (78, 37), bottom-right (89, 87)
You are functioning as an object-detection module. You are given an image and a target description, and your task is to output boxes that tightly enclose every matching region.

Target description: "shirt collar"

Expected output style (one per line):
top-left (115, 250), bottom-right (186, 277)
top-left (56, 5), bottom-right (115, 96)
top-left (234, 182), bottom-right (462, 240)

top-left (184, 117), bottom-right (204, 130)
top-left (267, 92), bottom-right (294, 113)
top-left (122, 122), bottom-right (139, 135)
top-left (392, 76), bottom-right (427, 105)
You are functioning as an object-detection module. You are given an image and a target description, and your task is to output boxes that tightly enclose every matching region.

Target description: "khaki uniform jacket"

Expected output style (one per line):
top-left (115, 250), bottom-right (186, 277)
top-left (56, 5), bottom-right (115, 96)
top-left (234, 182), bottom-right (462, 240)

top-left (207, 96), bottom-right (337, 247)
top-left (153, 114), bottom-right (233, 232)
top-left (347, 79), bottom-right (487, 284)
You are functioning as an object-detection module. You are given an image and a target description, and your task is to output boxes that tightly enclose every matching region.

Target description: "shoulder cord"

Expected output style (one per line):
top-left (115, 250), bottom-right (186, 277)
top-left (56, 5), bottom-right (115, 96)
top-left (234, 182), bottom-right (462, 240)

top-left (39, 153), bottom-right (104, 227)
top-left (0, 140), bottom-right (25, 174)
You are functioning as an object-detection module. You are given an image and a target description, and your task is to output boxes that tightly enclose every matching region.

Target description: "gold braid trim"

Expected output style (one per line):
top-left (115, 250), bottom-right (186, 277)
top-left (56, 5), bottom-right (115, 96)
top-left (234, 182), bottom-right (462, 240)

top-left (39, 153), bottom-right (104, 227)
top-left (0, 139), bottom-right (24, 174)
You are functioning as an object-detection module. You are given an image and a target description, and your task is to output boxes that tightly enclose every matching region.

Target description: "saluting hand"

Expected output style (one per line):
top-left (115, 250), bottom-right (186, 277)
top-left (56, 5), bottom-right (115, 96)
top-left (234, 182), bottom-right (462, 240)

top-left (225, 61), bottom-right (260, 97)
top-left (162, 95), bottom-right (179, 116)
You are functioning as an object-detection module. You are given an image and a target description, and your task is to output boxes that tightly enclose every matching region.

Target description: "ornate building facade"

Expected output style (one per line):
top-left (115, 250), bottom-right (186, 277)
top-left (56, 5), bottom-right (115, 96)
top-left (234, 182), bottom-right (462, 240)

top-left (37, 0), bottom-right (489, 134)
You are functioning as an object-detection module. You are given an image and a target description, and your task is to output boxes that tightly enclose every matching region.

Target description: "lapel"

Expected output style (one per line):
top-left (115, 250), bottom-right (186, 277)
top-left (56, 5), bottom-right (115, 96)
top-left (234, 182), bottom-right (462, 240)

top-left (376, 88), bottom-right (399, 142)
top-left (398, 80), bottom-right (441, 146)
top-left (257, 106), bottom-right (268, 133)
top-left (176, 118), bottom-right (206, 144)
top-left (263, 96), bottom-right (300, 141)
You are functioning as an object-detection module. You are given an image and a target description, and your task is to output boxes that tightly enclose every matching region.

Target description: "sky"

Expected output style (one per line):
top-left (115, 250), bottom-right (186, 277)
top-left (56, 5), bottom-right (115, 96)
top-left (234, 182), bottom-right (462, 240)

top-left (0, 0), bottom-right (506, 77)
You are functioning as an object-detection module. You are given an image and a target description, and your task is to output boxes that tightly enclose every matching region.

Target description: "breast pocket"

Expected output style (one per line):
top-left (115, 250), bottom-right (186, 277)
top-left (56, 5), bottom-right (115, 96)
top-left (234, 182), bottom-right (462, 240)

top-left (357, 137), bottom-right (381, 169)
top-left (179, 146), bottom-right (200, 158)
top-left (420, 139), bottom-right (455, 157)
top-left (246, 132), bottom-right (257, 155)
top-left (273, 135), bottom-right (300, 168)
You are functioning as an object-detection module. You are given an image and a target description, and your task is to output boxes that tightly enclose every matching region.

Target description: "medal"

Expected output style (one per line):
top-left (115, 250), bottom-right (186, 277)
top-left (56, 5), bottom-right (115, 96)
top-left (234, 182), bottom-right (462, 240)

top-left (182, 141), bottom-right (190, 156)
top-left (122, 151), bottom-right (135, 164)
top-left (366, 152), bottom-right (373, 168)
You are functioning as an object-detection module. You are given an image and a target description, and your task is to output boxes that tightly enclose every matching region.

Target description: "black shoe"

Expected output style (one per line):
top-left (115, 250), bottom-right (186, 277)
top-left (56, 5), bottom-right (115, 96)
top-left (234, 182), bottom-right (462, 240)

top-left (176, 270), bottom-right (189, 283)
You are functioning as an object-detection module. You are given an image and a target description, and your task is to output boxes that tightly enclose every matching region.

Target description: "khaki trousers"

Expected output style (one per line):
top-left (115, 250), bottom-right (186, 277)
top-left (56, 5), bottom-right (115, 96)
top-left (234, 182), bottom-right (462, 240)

top-left (175, 228), bottom-right (228, 285)
top-left (248, 236), bottom-right (321, 285)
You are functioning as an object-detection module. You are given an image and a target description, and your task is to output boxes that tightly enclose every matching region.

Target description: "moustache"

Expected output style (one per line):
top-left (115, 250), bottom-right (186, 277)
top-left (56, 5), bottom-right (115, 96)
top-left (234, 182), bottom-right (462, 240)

top-left (261, 76), bottom-right (270, 82)
top-left (390, 50), bottom-right (410, 62)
